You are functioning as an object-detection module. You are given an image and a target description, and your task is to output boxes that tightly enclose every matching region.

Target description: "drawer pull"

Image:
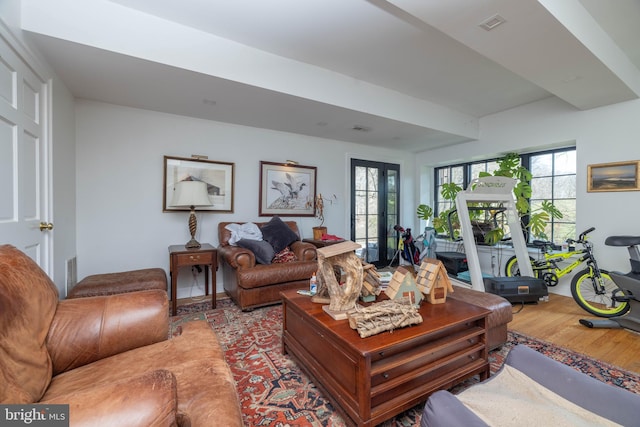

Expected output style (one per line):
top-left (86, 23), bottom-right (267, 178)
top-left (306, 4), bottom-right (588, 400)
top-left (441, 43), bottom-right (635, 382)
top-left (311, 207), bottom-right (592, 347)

top-left (382, 373), bottom-right (389, 379)
top-left (378, 351), bottom-right (384, 357)
top-left (189, 255), bottom-right (200, 261)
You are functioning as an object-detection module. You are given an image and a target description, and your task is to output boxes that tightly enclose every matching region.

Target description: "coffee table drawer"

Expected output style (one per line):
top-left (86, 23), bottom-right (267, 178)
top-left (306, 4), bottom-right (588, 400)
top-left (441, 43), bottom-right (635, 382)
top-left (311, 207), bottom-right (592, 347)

top-left (370, 328), bottom-right (483, 387)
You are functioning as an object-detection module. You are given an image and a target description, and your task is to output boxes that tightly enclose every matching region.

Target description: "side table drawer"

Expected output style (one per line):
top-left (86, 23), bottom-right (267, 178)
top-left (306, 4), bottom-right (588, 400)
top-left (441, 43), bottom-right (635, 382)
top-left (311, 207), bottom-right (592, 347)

top-left (175, 251), bottom-right (214, 266)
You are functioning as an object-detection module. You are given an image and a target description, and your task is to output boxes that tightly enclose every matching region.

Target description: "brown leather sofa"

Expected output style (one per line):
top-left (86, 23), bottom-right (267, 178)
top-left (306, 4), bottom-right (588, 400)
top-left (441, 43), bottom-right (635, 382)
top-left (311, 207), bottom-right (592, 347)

top-left (218, 220), bottom-right (317, 311)
top-left (448, 284), bottom-right (513, 350)
top-left (0, 245), bottom-right (242, 427)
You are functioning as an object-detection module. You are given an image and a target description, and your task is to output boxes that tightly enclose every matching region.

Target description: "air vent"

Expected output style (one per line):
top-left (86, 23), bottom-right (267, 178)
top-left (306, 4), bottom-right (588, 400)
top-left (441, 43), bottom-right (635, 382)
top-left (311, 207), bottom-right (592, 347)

top-left (66, 256), bottom-right (77, 295)
top-left (479, 14), bottom-right (506, 31)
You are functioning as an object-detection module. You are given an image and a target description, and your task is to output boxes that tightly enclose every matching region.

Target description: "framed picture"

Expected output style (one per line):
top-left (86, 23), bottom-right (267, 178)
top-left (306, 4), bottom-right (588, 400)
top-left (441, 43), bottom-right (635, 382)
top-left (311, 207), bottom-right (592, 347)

top-left (587, 160), bottom-right (640, 192)
top-left (163, 155), bottom-right (234, 212)
top-left (259, 161), bottom-right (316, 216)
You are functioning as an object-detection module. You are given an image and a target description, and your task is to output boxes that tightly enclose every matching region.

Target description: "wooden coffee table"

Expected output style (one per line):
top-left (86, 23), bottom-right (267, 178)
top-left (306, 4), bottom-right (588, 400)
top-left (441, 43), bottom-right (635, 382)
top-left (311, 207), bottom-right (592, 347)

top-left (281, 289), bottom-right (490, 427)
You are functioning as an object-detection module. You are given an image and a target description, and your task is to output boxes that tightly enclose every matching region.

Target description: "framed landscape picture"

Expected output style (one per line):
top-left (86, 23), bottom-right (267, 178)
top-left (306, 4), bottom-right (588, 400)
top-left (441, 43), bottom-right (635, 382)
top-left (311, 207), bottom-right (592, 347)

top-left (587, 160), bottom-right (640, 192)
top-left (259, 161), bottom-right (316, 216)
top-left (163, 155), bottom-right (235, 212)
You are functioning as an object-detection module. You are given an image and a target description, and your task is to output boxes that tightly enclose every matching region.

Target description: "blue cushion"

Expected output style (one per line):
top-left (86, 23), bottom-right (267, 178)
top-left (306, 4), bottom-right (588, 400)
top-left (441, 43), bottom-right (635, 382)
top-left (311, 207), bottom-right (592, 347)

top-left (236, 239), bottom-right (275, 265)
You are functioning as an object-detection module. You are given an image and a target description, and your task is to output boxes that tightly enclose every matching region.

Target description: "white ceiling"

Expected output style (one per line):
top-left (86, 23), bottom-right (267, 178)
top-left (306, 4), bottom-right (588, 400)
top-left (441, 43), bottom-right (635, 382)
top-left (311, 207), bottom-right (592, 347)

top-left (21, 0), bottom-right (640, 153)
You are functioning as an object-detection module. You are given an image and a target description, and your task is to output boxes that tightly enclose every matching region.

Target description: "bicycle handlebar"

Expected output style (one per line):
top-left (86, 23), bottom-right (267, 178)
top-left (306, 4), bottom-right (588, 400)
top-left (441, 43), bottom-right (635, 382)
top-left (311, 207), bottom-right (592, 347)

top-left (578, 227), bottom-right (596, 242)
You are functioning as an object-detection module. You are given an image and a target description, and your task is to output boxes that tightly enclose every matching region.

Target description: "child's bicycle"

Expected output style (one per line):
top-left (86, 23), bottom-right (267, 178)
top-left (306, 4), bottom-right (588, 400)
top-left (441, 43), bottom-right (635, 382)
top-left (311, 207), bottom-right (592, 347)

top-left (504, 227), bottom-right (629, 317)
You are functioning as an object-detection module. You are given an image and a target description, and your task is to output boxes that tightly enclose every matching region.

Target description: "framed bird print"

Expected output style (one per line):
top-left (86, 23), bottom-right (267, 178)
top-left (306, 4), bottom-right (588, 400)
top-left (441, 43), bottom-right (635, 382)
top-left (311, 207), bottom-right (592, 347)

top-left (259, 161), bottom-right (317, 216)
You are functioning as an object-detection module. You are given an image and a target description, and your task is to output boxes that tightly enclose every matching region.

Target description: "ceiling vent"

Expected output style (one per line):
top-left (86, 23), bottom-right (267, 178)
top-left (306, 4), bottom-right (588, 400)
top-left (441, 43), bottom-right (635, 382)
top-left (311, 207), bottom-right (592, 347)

top-left (479, 14), bottom-right (506, 31)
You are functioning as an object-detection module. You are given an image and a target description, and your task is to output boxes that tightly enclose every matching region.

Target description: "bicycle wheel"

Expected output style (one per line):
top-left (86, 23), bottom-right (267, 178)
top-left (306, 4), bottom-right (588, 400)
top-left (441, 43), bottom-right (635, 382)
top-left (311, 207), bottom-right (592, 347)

top-left (571, 269), bottom-right (630, 317)
top-left (504, 256), bottom-right (537, 277)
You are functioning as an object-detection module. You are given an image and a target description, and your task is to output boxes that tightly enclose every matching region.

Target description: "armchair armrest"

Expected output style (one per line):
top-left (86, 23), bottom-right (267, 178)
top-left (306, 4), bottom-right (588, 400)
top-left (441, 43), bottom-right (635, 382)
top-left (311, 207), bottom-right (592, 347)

top-left (218, 245), bottom-right (256, 269)
top-left (291, 241), bottom-right (317, 262)
top-left (46, 289), bottom-right (169, 375)
top-left (42, 370), bottom-right (178, 427)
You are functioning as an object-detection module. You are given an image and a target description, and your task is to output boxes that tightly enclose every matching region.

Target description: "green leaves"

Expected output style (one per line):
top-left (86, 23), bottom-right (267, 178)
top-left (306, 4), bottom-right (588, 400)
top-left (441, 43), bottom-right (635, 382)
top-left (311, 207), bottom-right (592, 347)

top-left (416, 204), bottom-right (433, 221)
top-left (441, 182), bottom-right (462, 201)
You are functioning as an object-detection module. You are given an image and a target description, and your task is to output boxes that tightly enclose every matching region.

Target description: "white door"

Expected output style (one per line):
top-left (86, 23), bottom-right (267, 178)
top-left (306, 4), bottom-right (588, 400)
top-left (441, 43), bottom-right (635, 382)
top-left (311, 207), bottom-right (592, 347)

top-left (0, 30), bottom-right (51, 271)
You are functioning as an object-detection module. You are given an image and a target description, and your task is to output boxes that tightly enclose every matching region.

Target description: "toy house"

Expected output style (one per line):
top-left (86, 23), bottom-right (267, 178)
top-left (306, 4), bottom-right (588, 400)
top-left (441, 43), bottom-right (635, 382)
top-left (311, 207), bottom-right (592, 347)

top-left (416, 258), bottom-right (454, 304)
top-left (384, 266), bottom-right (423, 306)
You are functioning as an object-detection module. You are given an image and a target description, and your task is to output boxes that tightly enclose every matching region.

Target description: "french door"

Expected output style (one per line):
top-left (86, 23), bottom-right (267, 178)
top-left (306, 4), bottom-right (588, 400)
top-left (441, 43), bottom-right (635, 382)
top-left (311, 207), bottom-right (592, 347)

top-left (350, 159), bottom-right (400, 267)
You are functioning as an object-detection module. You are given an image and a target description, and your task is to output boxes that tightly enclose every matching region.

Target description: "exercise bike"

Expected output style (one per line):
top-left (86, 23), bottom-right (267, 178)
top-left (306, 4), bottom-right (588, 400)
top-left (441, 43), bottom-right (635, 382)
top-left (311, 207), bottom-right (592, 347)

top-left (579, 235), bottom-right (640, 332)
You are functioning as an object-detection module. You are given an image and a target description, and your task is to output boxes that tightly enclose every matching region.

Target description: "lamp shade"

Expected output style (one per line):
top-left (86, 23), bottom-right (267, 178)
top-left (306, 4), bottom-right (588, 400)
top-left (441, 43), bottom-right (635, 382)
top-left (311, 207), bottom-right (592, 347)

top-left (170, 180), bottom-right (212, 207)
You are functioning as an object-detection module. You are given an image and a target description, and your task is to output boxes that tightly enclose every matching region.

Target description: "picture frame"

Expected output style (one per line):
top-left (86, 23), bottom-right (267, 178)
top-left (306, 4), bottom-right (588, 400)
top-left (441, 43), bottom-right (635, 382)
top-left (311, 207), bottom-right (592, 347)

top-left (587, 160), bottom-right (640, 193)
top-left (259, 161), bottom-right (316, 216)
top-left (163, 155), bottom-right (234, 212)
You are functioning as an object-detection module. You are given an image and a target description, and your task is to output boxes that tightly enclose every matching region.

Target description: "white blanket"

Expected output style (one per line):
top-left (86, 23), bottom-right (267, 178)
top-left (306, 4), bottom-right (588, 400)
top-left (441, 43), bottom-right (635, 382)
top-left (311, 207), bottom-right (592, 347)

top-left (457, 364), bottom-right (622, 427)
top-left (225, 223), bottom-right (263, 245)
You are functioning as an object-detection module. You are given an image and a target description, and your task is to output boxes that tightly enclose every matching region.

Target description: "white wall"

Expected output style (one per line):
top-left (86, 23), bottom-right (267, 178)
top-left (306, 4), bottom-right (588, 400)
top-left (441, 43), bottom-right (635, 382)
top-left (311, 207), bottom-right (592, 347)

top-left (417, 96), bottom-right (640, 295)
top-left (75, 100), bottom-right (415, 298)
top-left (51, 79), bottom-right (77, 297)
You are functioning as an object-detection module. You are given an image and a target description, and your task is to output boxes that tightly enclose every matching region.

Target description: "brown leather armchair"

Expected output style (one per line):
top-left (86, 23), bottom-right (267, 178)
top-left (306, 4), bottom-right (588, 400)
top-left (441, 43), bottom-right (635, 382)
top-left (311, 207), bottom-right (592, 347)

top-left (0, 245), bottom-right (242, 427)
top-left (218, 220), bottom-right (317, 311)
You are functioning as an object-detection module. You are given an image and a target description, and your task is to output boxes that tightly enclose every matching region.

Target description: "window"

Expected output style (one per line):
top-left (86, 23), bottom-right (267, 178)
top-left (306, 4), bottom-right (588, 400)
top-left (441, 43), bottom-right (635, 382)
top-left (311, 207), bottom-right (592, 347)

top-left (434, 148), bottom-right (576, 244)
top-left (527, 150), bottom-right (576, 243)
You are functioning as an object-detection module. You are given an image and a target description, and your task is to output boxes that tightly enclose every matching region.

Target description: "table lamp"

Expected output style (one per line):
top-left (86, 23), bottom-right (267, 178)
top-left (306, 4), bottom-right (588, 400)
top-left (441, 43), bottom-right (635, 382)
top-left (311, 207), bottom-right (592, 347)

top-left (170, 180), bottom-right (212, 249)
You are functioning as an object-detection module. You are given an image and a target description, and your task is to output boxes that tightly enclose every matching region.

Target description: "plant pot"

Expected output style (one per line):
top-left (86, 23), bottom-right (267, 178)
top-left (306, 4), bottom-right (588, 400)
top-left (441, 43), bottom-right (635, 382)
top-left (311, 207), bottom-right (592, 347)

top-left (313, 226), bottom-right (327, 240)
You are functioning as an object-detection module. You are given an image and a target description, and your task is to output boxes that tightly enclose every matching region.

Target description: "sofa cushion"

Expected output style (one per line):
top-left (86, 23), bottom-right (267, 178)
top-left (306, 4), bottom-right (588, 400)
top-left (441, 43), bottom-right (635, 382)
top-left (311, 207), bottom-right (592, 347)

top-left (42, 369), bottom-right (178, 427)
top-left (236, 262), bottom-right (317, 289)
top-left (43, 321), bottom-right (243, 426)
top-left (0, 245), bottom-right (59, 403)
top-left (237, 239), bottom-right (275, 264)
top-left (260, 216), bottom-right (299, 253)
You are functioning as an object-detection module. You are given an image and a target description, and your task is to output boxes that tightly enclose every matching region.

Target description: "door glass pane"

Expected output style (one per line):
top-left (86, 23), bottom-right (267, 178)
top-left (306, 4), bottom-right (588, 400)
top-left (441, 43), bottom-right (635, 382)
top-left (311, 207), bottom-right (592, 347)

top-left (352, 160), bottom-right (400, 266)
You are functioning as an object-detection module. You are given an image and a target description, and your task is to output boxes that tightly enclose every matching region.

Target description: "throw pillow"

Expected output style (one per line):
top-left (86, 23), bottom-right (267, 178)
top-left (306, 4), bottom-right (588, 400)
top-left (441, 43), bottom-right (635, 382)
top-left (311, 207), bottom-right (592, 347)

top-left (273, 247), bottom-right (298, 264)
top-left (260, 216), bottom-right (299, 253)
top-left (236, 239), bottom-right (275, 265)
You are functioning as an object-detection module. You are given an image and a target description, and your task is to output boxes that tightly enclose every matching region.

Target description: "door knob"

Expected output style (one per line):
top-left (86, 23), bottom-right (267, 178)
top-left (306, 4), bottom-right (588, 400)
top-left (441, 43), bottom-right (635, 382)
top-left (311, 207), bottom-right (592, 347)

top-left (39, 222), bottom-right (54, 231)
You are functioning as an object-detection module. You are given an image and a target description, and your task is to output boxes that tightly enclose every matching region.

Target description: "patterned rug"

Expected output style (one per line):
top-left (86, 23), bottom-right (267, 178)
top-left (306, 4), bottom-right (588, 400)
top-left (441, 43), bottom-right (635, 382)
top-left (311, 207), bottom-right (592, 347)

top-left (170, 299), bottom-right (640, 426)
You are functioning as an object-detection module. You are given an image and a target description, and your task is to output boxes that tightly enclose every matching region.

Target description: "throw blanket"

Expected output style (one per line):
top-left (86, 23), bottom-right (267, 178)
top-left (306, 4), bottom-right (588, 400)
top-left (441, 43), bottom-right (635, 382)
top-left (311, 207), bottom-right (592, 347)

top-left (457, 364), bottom-right (622, 427)
top-left (225, 223), bottom-right (262, 245)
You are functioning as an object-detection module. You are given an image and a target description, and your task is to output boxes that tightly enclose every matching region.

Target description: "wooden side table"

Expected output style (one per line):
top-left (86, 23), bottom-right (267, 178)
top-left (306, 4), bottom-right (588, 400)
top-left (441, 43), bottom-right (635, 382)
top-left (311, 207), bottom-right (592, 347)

top-left (168, 244), bottom-right (217, 316)
top-left (302, 238), bottom-right (345, 248)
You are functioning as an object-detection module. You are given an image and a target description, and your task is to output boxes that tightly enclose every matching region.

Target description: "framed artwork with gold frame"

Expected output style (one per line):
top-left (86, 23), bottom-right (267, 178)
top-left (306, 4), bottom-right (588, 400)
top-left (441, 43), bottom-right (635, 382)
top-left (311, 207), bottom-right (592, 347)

top-left (587, 160), bottom-right (640, 193)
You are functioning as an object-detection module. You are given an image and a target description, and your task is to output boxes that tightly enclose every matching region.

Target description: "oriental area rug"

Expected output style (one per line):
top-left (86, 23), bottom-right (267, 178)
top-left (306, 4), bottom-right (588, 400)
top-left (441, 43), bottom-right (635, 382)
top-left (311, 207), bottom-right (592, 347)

top-left (170, 298), bottom-right (640, 427)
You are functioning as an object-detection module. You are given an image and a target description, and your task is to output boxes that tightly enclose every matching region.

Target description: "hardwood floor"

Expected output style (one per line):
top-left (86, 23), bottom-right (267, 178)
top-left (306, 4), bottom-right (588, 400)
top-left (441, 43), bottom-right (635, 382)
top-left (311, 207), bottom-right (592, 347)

top-left (507, 293), bottom-right (640, 373)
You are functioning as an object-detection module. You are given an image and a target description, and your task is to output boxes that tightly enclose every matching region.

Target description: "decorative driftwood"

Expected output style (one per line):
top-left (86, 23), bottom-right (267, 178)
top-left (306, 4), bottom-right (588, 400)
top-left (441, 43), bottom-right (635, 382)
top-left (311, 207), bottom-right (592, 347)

top-left (316, 241), bottom-right (363, 313)
top-left (361, 262), bottom-right (382, 299)
top-left (347, 297), bottom-right (423, 338)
